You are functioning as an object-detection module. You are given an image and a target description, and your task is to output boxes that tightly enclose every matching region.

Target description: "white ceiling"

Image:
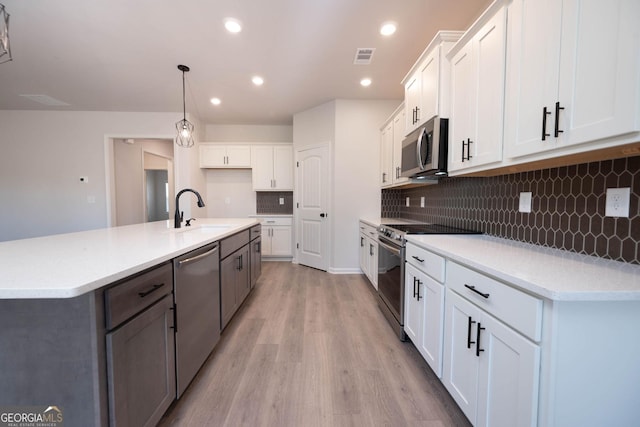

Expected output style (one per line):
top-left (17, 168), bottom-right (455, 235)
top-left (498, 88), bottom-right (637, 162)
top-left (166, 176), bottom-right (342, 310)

top-left (0, 0), bottom-right (491, 125)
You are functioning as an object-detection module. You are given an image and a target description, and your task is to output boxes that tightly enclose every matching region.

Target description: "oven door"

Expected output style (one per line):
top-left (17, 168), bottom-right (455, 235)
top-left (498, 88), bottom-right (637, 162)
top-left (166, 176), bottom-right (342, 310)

top-left (377, 236), bottom-right (404, 326)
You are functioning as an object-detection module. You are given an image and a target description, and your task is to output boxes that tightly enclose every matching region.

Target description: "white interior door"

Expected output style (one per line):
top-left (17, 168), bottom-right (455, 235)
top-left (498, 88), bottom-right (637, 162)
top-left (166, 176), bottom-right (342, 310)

top-left (296, 144), bottom-right (330, 271)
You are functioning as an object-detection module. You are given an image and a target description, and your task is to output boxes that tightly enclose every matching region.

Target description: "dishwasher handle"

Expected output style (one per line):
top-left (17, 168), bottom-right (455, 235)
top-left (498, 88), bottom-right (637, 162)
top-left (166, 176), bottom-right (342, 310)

top-left (177, 246), bottom-right (218, 267)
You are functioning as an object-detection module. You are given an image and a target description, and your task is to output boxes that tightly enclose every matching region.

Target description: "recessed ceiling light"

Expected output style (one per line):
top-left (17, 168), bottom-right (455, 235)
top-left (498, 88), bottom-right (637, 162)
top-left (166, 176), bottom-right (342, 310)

top-left (380, 21), bottom-right (397, 36)
top-left (360, 78), bottom-right (372, 87)
top-left (224, 18), bottom-right (242, 33)
top-left (210, 98), bottom-right (221, 105)
top-left (252, 76), bottom-right (264, 86)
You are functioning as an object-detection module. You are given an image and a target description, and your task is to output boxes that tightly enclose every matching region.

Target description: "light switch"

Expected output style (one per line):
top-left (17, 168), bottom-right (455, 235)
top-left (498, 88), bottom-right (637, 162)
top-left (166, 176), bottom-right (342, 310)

top-left (406, 197), bottom-right (410, 207)
top-left (420, 197), bottom-right (425, 208)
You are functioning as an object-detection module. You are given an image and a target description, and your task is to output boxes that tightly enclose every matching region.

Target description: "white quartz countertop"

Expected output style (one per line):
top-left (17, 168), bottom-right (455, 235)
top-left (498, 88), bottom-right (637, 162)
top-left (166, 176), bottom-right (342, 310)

top-left (405, 234), bottom-right (640, 301)
top-left (0, 218), bottom-right (259, 299)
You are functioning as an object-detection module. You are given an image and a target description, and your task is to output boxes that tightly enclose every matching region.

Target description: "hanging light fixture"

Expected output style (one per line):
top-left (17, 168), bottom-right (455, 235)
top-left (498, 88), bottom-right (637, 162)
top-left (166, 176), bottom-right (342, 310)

top-left (0, 3), bottom-right (11, 64)
top-left (175, 64), bottom-right (194, 148)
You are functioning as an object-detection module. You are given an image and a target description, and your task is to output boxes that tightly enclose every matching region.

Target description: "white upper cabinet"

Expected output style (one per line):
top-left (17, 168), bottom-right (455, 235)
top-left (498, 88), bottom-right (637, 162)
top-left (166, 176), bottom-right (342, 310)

top-left (504, 0), bottom-right (640, 159)
top-left (392, 109), bottom-right (408, 185)
top-left (251, 145), bottom-right (293, 191)
top-left (448, 4), bottom-right (507, 174)
top-left (200, 144), bottom-right (251, 168)
top-left (380, 104), bottom-right (407, 188)
top-left (380, 121), bottom-right (394, 186)
top-left (402, 31), bottom-right (463, 136)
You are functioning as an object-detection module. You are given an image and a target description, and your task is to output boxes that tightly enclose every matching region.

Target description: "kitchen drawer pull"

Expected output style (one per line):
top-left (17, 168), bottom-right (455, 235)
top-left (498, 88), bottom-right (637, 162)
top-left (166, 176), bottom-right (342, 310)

top-left (138, 283), bottom-right (165, 298)
top-left (476, 322), bottom-right (485, 357)
top-left (177, 246), bottom-right (218, 266)
top-left (554, 101), bottom-right (564, 137)
top-left (464, 284), bottom-right (490, 299)
top-left (467, 316), bottom-right (476, 349)
top-left (412, 255), bottom-right (424, 263)
top-left (542, 107), bottom-right (551, 140)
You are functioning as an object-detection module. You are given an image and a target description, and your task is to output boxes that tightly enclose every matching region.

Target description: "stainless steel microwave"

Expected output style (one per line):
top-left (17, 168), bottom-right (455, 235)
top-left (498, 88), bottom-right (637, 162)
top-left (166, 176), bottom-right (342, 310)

top-left (400, 117), bottom-right (448, 179)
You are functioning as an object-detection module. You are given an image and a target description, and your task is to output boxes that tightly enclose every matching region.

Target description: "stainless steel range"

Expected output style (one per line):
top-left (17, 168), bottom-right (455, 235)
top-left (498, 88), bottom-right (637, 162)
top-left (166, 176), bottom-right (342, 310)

top-left (376, 223), bottom-right (481, 340)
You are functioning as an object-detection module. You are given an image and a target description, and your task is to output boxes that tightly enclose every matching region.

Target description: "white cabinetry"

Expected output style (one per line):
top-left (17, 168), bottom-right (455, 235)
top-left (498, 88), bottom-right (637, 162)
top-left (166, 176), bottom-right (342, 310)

top-left (504, 0), bottom-right (640, 159)
top-left (404, 242), bottom-right (445, 376)
top-left (402, 31), bottom-right (463, 135)
top-left (258, 217), bottom-right (292, 258)
top-left (448, 4), bottom-right (506, 174)
top-left (200, 144), bottom-right (251, 168)
top-left (380, 104), bottom-right (408, 188)
top-left (251, 145), bottom-right (293, 191)
top-left (358, 221), bottom-right (378, 289)
top-left (443, 261), bottom-right (541, 426)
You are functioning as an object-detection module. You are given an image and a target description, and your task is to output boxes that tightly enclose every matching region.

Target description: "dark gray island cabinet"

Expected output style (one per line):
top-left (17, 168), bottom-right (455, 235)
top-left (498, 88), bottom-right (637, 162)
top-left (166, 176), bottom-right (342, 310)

top-left (0, 261), bottom-right (176, 427)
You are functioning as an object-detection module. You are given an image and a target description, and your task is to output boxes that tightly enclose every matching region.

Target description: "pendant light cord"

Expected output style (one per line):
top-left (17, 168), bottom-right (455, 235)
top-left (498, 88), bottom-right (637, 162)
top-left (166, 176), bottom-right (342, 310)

top-left (182, 69), bottom-right (186, 121)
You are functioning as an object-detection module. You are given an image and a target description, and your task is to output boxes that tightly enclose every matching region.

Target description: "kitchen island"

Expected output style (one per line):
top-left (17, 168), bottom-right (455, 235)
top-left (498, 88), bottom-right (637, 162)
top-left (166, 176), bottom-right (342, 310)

top-left (0, 218), bottom-right (259, 427)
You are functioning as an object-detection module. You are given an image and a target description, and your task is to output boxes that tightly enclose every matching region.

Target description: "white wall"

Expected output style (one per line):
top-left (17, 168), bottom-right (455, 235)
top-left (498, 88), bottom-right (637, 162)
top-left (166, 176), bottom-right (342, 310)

top-left (292, 101), bottom-right (336, 149)
top-left (202, 124), bottom-right (294, 218)
top-left (0, 110), bottom-right (204, 241)
top-left (333, 100), bottom-right (400, 271)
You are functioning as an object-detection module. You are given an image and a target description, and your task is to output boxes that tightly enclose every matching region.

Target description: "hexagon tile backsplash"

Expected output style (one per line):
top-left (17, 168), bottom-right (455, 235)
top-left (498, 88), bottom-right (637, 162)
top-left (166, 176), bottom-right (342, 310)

top-left (381, 156), bottom-right (640, 264)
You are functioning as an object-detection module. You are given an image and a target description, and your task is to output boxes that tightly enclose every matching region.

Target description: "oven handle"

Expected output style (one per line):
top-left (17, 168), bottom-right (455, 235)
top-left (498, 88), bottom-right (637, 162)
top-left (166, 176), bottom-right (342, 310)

top-left (377, 237), bottom-right (402, 256)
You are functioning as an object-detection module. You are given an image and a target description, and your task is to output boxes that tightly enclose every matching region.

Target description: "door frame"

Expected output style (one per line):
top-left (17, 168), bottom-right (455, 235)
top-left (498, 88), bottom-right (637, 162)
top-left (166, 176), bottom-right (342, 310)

top-left (293, 142), bottom-right (332, 271)
top-left (104, 134), bottom-right (176, 227)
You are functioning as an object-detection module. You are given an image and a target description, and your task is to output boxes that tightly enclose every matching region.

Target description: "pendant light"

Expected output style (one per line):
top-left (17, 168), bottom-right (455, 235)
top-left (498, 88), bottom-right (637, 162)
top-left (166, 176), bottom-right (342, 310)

top-left (0, 3), bottom-right (11, 64)
top-left (175, 64), bottom-right (194, 148)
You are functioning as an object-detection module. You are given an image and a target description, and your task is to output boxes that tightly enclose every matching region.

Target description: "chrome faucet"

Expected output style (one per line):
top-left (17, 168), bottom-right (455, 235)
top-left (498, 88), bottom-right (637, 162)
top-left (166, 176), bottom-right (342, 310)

top-left (174, 189), bottom-right (206, 228)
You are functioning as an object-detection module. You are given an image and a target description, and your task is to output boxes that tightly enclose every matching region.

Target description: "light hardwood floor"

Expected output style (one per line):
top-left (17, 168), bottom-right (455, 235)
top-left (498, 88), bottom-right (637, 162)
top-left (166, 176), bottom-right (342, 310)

top-left (158, 262), bottom-right (471, 427)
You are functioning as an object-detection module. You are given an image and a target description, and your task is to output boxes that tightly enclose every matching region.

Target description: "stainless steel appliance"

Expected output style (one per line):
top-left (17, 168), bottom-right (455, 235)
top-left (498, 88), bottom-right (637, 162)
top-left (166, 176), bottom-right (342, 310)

top-left (401, 116), bottom-right (449, 178)
top-left (173, 242), bottom-right (220, 398)
top-left (377, 223), bottom-right (481, 340)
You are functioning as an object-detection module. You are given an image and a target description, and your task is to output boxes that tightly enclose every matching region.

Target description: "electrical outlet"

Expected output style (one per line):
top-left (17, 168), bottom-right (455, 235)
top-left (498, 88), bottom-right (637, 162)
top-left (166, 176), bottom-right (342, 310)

top-left (279, 197), bottom-right (285, 205)
top-left (420, 197), bottom-right (425, 208)
top-left (519, 192), bottom-right (532, 213)
top-left (605, 187), bottom-right (630, 217)
top-left (405, 197), bottom-right (410, 207)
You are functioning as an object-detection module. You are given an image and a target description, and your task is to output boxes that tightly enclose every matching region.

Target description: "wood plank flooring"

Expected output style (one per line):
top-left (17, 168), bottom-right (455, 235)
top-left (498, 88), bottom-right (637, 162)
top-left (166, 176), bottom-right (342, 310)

top-left (158, 262), bottom-right (471, 427)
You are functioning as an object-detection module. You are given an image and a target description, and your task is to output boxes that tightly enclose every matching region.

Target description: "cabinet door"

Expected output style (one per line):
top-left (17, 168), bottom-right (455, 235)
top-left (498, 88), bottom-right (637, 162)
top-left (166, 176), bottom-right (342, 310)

top-left (504, 0), bottom-right (563, 158)
top-left (557, 0), bottom-right (640, 147)
top-left (199, 145), bottom-right (227, 167)
top-left (368, 239), bottom-right (378, 290)
top-left (420, 277), bottom-right (445, 378)
top-left (236, 245), bottom-right (251, 305)
top-left (449, 41), bottom-right (475, 172)
top-left (250, 237), bottom-right (261, 289)
top-left (220, 255), bottom-right (239, 329)
top-left (443, 289), bottom-right (481, 425)
top-left (420, 48), bottom-right (440, 123)
top-left (380, 122), bottom-right (394, 186)
top-left (226, 145), bottom-right (251, 167)
top-left (476, 313), bottom-right (540, 427)
top-left (106, 295), bottom-right (176, 427)
top-left (273, 145), bottom-right (294, 190)
top-left (405, 74), bottom-right (421, 133)
top-left (269, 226), bottom-right (292, 256)
top-left (359, 232), bottom-right (369, 277)
top-left (392, 111), bottom-right (408, 185)
top-left (404, 263), bottom-right (424, 345)
top-left (251, 146), bottom-right (274, 190)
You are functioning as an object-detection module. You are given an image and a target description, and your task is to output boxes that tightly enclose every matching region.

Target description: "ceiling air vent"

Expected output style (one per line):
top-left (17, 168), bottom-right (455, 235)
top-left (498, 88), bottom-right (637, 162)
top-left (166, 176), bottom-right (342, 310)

top-left (19, 94), bottom-right (70, 106)
top-left (353, 48), bottom-right (375, 65)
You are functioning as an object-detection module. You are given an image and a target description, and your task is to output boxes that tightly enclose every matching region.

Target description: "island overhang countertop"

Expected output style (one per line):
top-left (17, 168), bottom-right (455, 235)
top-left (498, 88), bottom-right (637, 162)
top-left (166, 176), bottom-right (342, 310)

top-left (0, 218), bottom-right (259, 299)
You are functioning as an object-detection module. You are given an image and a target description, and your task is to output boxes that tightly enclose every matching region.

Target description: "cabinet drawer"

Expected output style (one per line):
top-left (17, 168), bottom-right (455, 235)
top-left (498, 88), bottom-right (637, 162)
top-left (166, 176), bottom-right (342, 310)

top-left (359, 222), bottom-right (378, 240)
top-left (406, 242), bottom-right (445, 283)
top-left (105, 262), bottom-right (173, 330)
top-left (221, 229), bottom-right (251, 259)
top-left (259, 217), bottom-right (292, 226)
top-left (250, 224), bottom-right (261, 240)
top-left (447, 262), bottom-right (542, 341)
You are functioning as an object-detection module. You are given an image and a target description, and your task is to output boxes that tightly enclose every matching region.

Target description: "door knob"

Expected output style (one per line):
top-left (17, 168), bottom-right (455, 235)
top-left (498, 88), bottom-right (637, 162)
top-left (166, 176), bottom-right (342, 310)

top-left (320, 213), bottom-right (326, 218)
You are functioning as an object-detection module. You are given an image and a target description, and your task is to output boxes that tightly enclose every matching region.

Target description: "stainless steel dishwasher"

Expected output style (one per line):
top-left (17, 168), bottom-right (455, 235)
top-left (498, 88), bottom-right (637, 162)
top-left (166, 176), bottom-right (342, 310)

top-left (173, 242), bottom-right (220, 398)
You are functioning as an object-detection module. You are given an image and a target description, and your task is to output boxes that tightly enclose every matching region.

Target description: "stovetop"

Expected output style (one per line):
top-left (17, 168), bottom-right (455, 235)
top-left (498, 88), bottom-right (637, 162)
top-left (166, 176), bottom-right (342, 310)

top-left (378, 222), bottom-right (481, 242)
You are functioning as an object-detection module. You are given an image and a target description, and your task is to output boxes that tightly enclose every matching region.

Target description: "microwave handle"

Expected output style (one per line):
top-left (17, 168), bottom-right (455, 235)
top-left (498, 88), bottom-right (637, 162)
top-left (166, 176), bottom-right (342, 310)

top-left (416, 128), bottom-right (425, 171)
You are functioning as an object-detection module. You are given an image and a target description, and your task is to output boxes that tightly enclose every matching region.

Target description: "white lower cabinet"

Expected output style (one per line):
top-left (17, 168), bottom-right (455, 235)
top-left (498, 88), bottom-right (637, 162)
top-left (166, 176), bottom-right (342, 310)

top-left (443, 275), bottom-right (540, 427)
top-left (359, 221), bottom-right (378, 289)
top-left (259, 217), bottom-right (292, 257)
